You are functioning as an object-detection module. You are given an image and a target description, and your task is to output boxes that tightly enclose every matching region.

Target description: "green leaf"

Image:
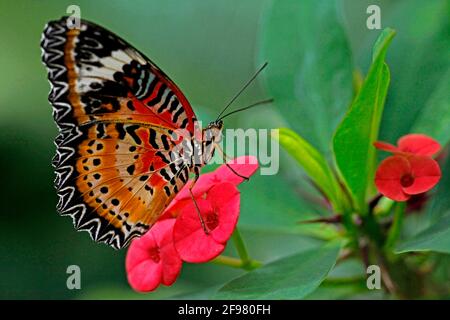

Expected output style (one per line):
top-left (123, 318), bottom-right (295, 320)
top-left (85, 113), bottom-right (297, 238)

top-left (427, 153), bottom-right (450, 222)
top-left (213, 241), bottom-right (342, 299)
top-left (411, 69), bottom-right (450, 146)
top-left (275, 128), bottom-right (343, 212)
top-left (396, 213), bottom-right (450, 254)
top-left (333, 28), bottom-right (395, 212)
top-left (258, 0), bottom-right (353, 156)
top-left (376, 0), bottom-right (450, 145)
top-left (238, 170), bottom-right (321, 232)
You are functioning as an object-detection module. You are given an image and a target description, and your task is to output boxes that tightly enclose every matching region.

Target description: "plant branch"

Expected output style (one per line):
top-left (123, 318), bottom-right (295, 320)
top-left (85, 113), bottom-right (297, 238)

top-left (211, 255), bottom-right (262, 271)
top-left (384, 201), bottom-right (406, 251)
top-left (232, 227), bottom-right (251, 265)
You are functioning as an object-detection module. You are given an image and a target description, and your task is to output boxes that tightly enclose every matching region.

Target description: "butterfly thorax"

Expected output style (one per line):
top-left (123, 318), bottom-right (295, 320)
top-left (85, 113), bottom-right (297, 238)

top-left (200, 120), bottom-right (223, 165)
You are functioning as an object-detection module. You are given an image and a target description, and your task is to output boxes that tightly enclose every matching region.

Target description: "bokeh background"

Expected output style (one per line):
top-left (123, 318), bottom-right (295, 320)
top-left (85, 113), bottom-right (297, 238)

top-left (0, 0), bottom-right (448, 299)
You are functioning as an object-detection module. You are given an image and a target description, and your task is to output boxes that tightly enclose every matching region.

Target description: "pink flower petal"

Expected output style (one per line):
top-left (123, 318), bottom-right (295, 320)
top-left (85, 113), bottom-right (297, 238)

top-left (173, 199), bottom-right (225, 263)
top-left (162, 171), bottom-right (223, 217)
top-left (127, 260), bottom-right (163, 292)
top-left (126, 219), bottom-right (182, 292)
top-left (156, 220), bottom-right (183, 286)
top-left (207, 183), bottom-right (240, 244)
top-left (397, 134), bottom-right (441, 156)
top-left (402, 155), bottom-right (442, 195)
top-left (213, 156), bottom-right (260, 185)
top-left (373, 141), bottom-right (399, 153)
top-left (375, 156), bottom-right (411, 201)
top-left (163, 156), bottom-right (258, 218)
top-left (126, 231), bottom-right (162, 292)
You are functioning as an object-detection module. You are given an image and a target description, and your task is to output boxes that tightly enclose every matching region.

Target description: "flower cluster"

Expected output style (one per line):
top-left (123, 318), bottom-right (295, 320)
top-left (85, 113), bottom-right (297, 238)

top-left (374, 134), bottom-right (442, 201)
top-left (125, 156), bottom-right (259, 292)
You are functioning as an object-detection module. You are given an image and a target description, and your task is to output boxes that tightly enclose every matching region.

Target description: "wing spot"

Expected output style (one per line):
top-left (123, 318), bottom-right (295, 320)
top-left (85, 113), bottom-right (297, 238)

top-left (144, 185), bottom-right (153, 195)
top-left (90, 82), bottom-right (102, 89)
top-left (93, 158), bottom-right (101, 166)
top-left (100, 186), bottom-right (108, 194)
top-left (127, 100), bottom-right (135, 111)
top-left (127, 164), bottom-right (135, 175)
top-left (148, 129), bottom-right (159, 149)
top-left (113, 71), bottom-right (124, 82)
top-left (111, 198), bottom-right (120, 206)
top-left (161, 134), bottom-right (170, 150)
top-left (164, 186), bottom-right (171, 196)
top-left (160, 168), bottom-right (171, 181)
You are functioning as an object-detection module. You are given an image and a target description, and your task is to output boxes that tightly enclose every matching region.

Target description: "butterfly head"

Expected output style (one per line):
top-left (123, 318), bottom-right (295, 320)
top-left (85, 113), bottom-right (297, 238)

top-left (203, 119), bottom-right (223, 143)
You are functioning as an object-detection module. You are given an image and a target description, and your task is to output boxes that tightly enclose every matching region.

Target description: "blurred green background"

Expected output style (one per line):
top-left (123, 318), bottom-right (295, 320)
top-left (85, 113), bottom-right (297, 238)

top-left (0, 0), bottom-right (448, 299)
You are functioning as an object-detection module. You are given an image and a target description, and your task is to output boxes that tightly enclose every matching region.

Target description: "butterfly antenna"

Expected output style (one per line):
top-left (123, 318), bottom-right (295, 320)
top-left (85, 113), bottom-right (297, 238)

top-left (218, 98), bottom-right (273, 121)
top-left (216, 62), bottom-right (268, 121)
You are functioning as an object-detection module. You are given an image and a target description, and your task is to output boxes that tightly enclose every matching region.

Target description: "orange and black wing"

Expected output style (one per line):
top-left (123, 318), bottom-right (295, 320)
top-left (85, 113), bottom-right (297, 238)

top-left (41, 17), bottom-right (196, 249)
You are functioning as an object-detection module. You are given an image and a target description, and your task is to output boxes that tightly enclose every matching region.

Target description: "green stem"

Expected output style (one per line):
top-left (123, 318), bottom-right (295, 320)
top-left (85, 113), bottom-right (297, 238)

top-left (232, 227), bottom-right (251, 265)
top-left (211, 228), bottom-right (262, 271)
top-left (384, 202), bottom-right (406, 251)
top-left (211, 255), bottom-right (262, 271)
top-left (341, 211), bottom-right (359, 245)
top-left (364, 208), bottom-right (384, 247)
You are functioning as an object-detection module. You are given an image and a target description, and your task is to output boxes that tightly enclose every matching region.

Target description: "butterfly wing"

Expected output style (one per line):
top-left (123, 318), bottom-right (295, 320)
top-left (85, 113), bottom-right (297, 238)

top-left (41, 17), bottom-right (196, 249)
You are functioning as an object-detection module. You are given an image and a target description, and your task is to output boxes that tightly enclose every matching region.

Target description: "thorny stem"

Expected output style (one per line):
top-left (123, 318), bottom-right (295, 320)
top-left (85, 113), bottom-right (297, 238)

top-left (376, 249), bottom-right (398, 295)
top-left (352, 199), bottom-right (423, 298)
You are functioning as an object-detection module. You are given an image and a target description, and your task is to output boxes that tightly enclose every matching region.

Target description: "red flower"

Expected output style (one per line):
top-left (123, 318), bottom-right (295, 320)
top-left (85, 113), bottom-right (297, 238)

top-left (166, 155), bottom-right (258, 262)
top-left (125, 156), bottom-right (259, 292)
top-left (374, 133), bottom-right (441, 157)
top-left (173, 182), bottom-right (240, 263)
top-left (126, 219), bottom-right (182, 292)
top-left (374, 134), bottom-right (442, 201)
top-left (375, 155), bottom-right (441, 201)
top-left (162, 155), bottom-right (259, 219)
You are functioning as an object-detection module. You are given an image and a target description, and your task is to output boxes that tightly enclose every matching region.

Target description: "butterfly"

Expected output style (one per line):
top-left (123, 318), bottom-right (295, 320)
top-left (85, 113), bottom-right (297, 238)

top-left (41, 17), bottom-right (269, 250)
top-left (40, 17), bottom-right (222, 249)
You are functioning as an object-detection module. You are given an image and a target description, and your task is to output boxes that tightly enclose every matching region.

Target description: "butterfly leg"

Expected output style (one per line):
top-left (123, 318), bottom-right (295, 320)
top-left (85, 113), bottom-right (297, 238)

top-left (189, 166), bottom-right (210, 234)
top-left (225, 163), bottom-right (249, 181)
top-left (215, 144), bottom-right (249, 181)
